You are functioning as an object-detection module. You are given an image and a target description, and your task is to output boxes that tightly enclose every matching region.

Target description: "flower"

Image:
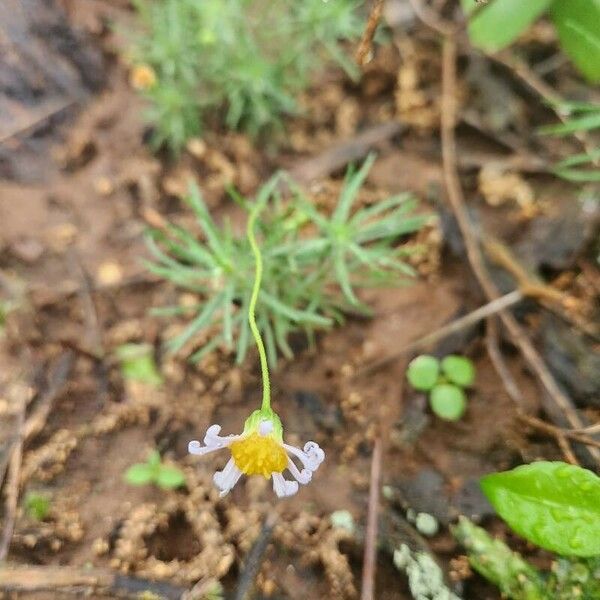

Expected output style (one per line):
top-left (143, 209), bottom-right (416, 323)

top-left (188, 409), bottom-right (325, 498)
top-left (130, 64), bottom-right (157, 90)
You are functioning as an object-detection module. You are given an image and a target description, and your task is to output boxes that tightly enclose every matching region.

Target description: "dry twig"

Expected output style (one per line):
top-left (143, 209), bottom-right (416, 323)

top-left (518, 413), bottom-right (600, 452)
top-left (289, 122), bottom-right (404, 183)
top-left (438, 33), bottom-right (600, 465)
top-left (23, 352), bottom-right (73, 443)
top-left (356, 290), bottom-right (523, 378)
top-left (484, 317), bottom-right (525, 408)
top-left (234, 512), bottom-right (278, 600)
top-left (0, 564), bottom-right (185, 599)
top-left (361, 437), bottom-right (382, 600)
top-left (0, 400), bottom-right (25, 561)
top-left (356, 0), bottom-right (385, 66)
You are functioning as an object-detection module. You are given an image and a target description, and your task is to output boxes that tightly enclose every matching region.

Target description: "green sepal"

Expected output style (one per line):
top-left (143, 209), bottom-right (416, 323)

top-left (243, 408), bottom-right (284, 441)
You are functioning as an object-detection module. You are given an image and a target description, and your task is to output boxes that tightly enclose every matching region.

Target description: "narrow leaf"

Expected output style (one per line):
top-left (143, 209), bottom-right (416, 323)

top-left (333, 154), bottom-right (376, 224)
top-left (539, 111), bottom-right (600, 135)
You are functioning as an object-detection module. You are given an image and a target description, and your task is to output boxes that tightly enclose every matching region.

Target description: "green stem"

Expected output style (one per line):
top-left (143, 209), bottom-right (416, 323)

top-left (247, 200), bottom-right (271, 412)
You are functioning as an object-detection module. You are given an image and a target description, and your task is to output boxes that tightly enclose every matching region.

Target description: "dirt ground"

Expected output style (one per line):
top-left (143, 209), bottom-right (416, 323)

top-left (1, 1), bottom-right (599, 599)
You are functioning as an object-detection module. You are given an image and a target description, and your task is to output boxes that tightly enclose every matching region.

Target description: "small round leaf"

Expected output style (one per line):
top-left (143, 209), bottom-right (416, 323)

top-left (441, 355), bottom-right (475, 387)
top-left (156, 467), bottom-right (186, 489)
top-left (124, 464), bottom-right (154, 486)
top-left (407, 355), bottom-right (440, 391)
top-left (430, 384), bottom-right (466, 421)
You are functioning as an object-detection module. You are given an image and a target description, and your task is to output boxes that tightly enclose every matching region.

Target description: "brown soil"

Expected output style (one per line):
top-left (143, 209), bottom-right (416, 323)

top-left (1, 1), bottom-right (598, 600)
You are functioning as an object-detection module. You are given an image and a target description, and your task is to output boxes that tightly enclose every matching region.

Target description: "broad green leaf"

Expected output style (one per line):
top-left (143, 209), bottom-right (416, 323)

top-left (430, 384), bottom-right (466, 421)
top-left (156, 466), bottom-right (186, 489)
top-left (407, 355), bottom-right (440, 391)
top-left (481, 461), bottom-right (600, 557)
top-left (551, 0), bottom-right (600, 83)
top-left (465, 0), bottom-right (553, 52)
top-left (441, 355), bottom-right (475, 387)
top-left (124, 463), bottom-right (154, 486)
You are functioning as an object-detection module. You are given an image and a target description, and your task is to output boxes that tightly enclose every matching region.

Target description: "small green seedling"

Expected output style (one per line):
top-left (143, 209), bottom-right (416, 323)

top-left (406, 354), bottom-right (475, 421)
top-left (124, 450), bottom-right (186, 490)
top-left (24, 492), bottom-right (51, 521)
top-left (453, 462), bottom-right (600, 599)
top-left (116, 343), bottom-right (163, 386)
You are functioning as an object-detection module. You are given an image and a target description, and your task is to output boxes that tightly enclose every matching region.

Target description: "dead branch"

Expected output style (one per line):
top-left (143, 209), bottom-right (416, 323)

top-left (289, 122), bottom-right (404, 184)
top-left (356, 290), bottom-right (523, 378)
top-left (234, 512), bottom-right (278, 600)
top-left (438, 34), bottom-right (600, 466)
top-left (23, 352), bottom-right (74, 443)
top-left (518, 413), bottom-right (600, 452)
top-left (0, 400), bottom-right (25, 561)
top-left (361, 437), bottom-right (382, 600)
top-left (0, 564), bottom-right (185, 599)
top-left (484, 317), bottom-right (525, 408)
top-left (356, 0), bottom-right (385, 66)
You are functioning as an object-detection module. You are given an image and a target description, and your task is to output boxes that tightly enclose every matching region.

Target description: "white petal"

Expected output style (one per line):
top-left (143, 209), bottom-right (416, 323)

top-left (189, 424), bottom-right (240, 456)
top-left (286, 457), bottom-right (312, 485)
top-left (284, 441), bottom-right (325, 472)
top-left (272, 472), bottom-right (299, 498)
top-left (213, 458), bottom-right (243, 497)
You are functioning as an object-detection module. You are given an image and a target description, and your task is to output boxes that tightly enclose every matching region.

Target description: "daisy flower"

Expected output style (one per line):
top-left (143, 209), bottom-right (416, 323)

top-left (189, 408), bottom-right (325, 498)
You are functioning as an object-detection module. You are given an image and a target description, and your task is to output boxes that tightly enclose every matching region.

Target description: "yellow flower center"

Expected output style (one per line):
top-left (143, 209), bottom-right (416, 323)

top-left (230, 433), bottom-right (287, 477)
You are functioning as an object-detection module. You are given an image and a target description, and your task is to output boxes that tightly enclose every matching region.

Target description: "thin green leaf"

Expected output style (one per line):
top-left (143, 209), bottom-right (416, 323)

top-left (222, 283), bottom-right (235, 348)
top-left (481, 461), bottom-right (600, 557)
top-left (167, 291), bottom-right (225, 353)
top-left (333, 250), bottom-right (359, 305)
top-left (351, 195), bottom-right (417, 226)
top-left (552, 149), bottom-right (600, 182)
top-left (189, 332), bottom-right (226, 363)
top-left (539, 112), bottom-right (600, 135)
top-left (260, 291), bottom-right (332, 326)
top-left (333, 154), bottom-right (376, 224)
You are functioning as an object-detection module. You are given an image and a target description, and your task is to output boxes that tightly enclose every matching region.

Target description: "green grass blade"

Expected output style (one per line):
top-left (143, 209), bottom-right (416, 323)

top-left (167, 290), bottom-right (225, 353)
top-left (539, 112), bottom-right (600, 135)
top-left (333, 153), bottom-right (375, 224)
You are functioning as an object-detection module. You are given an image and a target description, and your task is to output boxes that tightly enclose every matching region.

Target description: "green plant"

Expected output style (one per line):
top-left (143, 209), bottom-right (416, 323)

top-left (116, 343), bottom-right (163, 386)
top-left (453, 517), bottom-right (600, 600)
top-left (148, 155), bottom-right (426, 366)
top-left (461, 0), bottom-right (600, 84)
top-left (452, 461), bottom-right (600, 599)
top-left (124, 450), bottom-right (186, 490)
top-left (481, 461), bottom-right (600, 557)
top-left (539, 100), bottom-right (600, 183)
top-left (406, 354), bottom-right (475, 421)
top-left (393, 543), bottom-right (462, 600)
top-left (127, 0), bottom-right (363, 153)
top-left (24, 492), bottom-right (51, 521)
